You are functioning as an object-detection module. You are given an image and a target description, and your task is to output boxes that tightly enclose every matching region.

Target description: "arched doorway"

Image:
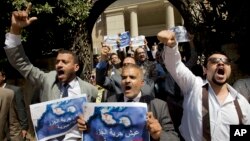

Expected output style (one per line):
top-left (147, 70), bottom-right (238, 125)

top-left (86, 0), bottom-right (187, 55)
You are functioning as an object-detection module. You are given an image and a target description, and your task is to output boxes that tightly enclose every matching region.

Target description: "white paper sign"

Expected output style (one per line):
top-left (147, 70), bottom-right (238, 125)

top-left (131, 35), bottom-right (145, 47)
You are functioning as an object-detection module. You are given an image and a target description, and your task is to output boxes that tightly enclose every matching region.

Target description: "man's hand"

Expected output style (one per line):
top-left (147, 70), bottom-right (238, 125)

top-left (100, 44), bottom-right (111, 61)
top-left (147, 112), bottom-right (162, 140)
top-left (77, 115), bottom-right (88, 132)
top-left (157, 30), bottom-right (177, 48)
top-left (21, 130), bottom-right (27, 139)
top-left (10, 3), bottom-right (37, 35)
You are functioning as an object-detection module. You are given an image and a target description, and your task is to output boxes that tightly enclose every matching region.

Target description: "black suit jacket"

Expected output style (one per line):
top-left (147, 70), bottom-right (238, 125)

top-left (107, 94), bottom-right (180, 141)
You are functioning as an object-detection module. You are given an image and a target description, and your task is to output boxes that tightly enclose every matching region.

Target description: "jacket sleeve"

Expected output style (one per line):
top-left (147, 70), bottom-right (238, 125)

top-left (4, 45), bottom-right (45, 87)
top-left (149, 99), bottom-right (180, 141)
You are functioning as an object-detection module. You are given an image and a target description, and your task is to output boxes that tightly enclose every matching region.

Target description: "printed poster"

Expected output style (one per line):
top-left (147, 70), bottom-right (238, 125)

top-left (30, 95), bottom-right (88, 141)
top-left (104, 31), bottom-right (130, 50)
top-left (131, 35), bottom-right (145, 47)
top-left (82, 102), bottom-right (150, 141)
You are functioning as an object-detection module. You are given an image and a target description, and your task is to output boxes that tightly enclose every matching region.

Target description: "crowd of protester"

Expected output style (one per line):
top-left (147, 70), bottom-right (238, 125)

top-left (1, 3), bottom-right (250, 141)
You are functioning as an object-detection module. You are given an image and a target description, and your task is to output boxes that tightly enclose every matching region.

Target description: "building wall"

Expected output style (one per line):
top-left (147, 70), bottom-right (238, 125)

top-left (91, 0), bottom-right (183, 54)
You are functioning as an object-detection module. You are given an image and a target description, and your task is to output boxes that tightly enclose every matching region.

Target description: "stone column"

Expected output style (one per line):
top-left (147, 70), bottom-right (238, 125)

top-left (164, 1), bottom-right (175, 29)
top-left (128, 6), bottom-right (139, 37)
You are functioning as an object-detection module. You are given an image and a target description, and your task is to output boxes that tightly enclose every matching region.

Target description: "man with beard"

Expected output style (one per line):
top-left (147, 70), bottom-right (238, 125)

top-left (78, 64), bottom-right (180, 141)
top-left (157, 30), bottom-right (250, 141)
top-left (4, 3), bottom-right (98, 140)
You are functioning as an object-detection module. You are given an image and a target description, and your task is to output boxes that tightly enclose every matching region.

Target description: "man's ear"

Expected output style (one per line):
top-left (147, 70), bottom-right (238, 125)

top-left (141, 79), bottom-right (144, 86)
top-left (75, 64), bottom-right (80, 72)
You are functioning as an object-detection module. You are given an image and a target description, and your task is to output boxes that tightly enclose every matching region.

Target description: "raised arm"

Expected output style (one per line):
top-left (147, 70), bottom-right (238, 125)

top-left (157, 30), bottom-right (197, 94)
top-left (4, 3), bottom-right (47, 86)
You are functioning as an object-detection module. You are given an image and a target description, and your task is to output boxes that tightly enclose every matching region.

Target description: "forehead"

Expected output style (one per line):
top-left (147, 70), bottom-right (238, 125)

top-left (111, 54), bottom-right (118, 58)
top-left (136, 48), bottom-right (144, 52)
top-left (122, 67), bottom-right (138, 75)
top-left (102, 46), bottom-right (110, 50)
top-left (123, 58), bottom-right (135, 64)
top-left (208, 53), bottom-right (227, 59)
top-left (57, 53), bottom-right (74, 59)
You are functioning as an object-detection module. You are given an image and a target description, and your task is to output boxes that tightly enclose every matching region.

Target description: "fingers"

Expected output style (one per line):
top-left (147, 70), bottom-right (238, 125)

top-left (147, 112), bottom-right (153, 120)
top-left (12, 11), bottom-right (28, 20)
top-left (77, 115), bottom-right (88, 131)
top-left (146, 113), bottom-right (162, 140)
top-left (26, 2), bottom-right (32, 14)
top-left (29, 17), bottom-right (38, 24)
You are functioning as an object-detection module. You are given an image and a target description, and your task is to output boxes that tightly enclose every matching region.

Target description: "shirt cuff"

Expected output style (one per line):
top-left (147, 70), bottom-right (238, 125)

top-left (164, 43), bottom-right (179, 53)
top-left (5, 33), bottom-right (21, 48)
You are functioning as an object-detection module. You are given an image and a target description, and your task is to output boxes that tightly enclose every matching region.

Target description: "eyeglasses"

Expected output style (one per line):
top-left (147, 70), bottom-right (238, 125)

top-left (208, 57), bottom-right (231, 65)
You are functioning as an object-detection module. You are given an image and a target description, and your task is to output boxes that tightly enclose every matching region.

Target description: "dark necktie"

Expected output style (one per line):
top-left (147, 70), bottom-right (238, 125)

top-left (127, 99), bottom-right (134, 102)
top-left (62, 83), bottom-right (70, 98)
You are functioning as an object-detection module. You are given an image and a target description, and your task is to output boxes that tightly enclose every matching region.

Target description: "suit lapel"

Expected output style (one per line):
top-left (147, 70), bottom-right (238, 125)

top-left (51, 83), bottom-right (61, 100)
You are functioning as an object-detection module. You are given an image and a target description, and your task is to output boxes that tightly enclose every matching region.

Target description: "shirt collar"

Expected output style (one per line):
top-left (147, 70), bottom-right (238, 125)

top-left (204, 79), bottom-right (240, 100)
top-left (124, 92), bottom-right (142, 102)
top-left (61, 78), bottom-right (78, 89)
top-left (1, 83), bottom-right (6, 88)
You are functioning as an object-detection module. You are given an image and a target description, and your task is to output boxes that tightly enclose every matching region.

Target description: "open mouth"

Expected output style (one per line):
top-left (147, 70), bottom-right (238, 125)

top-left (125, 85), bottom-right (132, 90)
top-left (217, 68), bottom-right (225, 75)
top-left (57, 70), bottom-right (65, 77)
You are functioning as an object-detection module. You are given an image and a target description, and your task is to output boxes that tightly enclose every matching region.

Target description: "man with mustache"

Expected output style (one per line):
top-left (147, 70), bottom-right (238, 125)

top-left (4, 3), bottom-right (98, 140)
top-left (157, 30), bottom-right (250, 141)
top-left (78, 64), bottom-right (180, 141)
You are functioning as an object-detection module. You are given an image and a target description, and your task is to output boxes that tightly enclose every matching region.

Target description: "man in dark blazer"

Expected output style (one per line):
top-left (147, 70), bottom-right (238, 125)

top-left (79, 64), bottom-right (180, 141)
top-left (4, 3), bottom-right (98, 140)
top-left (0, 88), bottom-right (14, 141)
top-left (0, 68), bottom-right (28, 140)
top-left (96, 46), bottom-right (155, 101)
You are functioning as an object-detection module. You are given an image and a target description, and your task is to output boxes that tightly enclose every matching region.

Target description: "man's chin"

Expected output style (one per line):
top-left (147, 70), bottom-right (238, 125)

top-left (124, 93), bottom-right (133, 98)
top-left (57, 77), bottom-right (66, 83)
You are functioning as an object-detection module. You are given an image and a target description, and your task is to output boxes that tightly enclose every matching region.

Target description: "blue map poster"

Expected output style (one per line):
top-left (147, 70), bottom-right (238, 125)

top-left (82, 102), bottom-right (149, 141)
top-left (103, 31), bottom-right (130, 50)
top-left (30, 95), bottom-right (88, 141)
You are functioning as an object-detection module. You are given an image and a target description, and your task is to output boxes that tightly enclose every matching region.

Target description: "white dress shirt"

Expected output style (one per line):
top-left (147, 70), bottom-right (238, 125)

top-left (124, 92), bottom-right (142, 102)
top-left (162, 44), bottom-right (250, 141)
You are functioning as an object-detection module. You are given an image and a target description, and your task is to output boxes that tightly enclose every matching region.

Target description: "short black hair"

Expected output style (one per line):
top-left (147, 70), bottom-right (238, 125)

top-left (203, 50), bottom-right (231, 68)
top-left (57, 49), bottom-right (83, 76)
top-left (57, 49), bottom-right (79, 64)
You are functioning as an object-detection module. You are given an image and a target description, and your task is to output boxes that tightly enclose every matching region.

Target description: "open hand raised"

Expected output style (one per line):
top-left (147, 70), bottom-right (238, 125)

top-left (11, 3), bottom-right (37, 34)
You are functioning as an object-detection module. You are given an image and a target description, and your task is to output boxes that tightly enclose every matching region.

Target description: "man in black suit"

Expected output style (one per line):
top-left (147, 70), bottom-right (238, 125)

top-left (78, 64), bottom-right (180, 141)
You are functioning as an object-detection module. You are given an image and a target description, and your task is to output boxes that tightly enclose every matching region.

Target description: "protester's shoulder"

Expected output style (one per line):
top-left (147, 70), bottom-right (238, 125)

top-left (6, 84), bottom-right (19, 89)
top-left (0, 87), bottom-right (14, 96)
top-left (234, 78), bottom-right (250, 86)
top-left (237, 93), bottom-right (250, 104)
top-left (151, 98), bottom-right (167, 105)
top-left (78, 78), bottom-right (97, 89)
